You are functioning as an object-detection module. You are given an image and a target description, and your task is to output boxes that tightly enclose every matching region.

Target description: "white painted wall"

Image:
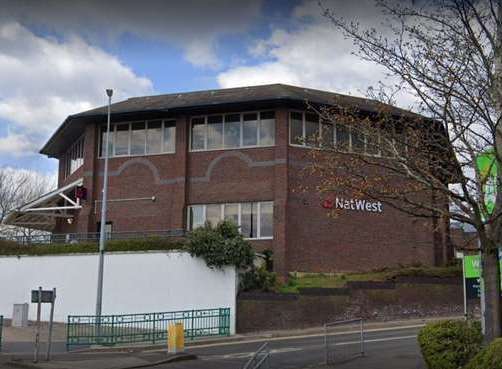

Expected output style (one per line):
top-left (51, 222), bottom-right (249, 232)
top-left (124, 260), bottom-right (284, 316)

top-left (0, 251), bottom-right (237, 334)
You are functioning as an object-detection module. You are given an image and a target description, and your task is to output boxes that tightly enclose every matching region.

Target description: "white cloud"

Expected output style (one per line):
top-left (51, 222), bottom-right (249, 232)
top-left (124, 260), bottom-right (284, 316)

top-left (218, 0), bottom-right (416, 108)
top-left (0, 22), bottom-right (153, 156)
top-left (0, 0), bottom-right (262, 69)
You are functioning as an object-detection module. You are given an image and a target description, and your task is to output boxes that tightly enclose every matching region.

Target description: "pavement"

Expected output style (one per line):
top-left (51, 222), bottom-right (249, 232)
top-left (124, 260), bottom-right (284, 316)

top-left (0, 317), bottom-right (439, 369)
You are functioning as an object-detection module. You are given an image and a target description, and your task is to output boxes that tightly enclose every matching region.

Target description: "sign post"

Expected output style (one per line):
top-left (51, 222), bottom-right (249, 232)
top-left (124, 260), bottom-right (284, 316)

top-left (31, 288), bottom-right (56, 363)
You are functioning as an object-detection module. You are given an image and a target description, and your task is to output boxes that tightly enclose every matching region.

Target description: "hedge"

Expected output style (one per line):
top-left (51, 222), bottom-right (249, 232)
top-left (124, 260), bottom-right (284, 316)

top-left (418, 320), bottom-right (482, 369)
top-left (0, 238), bottom-right (185, 256)
top-left (464, 338), bottom-right (502, 369)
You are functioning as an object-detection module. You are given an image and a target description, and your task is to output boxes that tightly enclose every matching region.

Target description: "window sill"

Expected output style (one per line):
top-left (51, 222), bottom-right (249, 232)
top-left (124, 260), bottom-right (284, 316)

top-left (98, 151), bottom-right (176, 160)
top-left (288, 143), bottom-right (385, 158)
top-left (190, 145), bottom-right (275, 153)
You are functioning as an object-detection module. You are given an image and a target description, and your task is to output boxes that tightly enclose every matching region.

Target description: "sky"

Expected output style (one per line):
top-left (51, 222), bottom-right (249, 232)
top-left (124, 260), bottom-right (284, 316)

top-left (0, 0), bottom-right (410, 179)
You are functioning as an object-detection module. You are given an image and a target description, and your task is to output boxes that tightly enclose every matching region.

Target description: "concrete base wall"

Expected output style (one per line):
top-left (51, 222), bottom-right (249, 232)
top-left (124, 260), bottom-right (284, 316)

top-left (0, 251), bottom-right (237, 334)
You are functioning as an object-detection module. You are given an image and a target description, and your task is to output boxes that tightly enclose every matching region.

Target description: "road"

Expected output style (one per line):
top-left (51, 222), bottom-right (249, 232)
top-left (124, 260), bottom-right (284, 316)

top-left (1, 325), bottom-right (426, 369)
top-left (161, 326), bottom-right (425, 369)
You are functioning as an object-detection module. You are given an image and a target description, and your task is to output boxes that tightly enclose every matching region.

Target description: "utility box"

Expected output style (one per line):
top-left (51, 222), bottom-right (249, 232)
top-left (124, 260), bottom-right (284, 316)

top-left (12, 303), bottom-right (29, 327)
top-left (168, 322), bottom-right (185, 353)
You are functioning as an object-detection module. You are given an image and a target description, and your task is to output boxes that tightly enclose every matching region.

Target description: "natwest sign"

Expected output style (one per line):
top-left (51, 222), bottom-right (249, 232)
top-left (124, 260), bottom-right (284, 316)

top-left (322, 197), bottom-right (383, 213)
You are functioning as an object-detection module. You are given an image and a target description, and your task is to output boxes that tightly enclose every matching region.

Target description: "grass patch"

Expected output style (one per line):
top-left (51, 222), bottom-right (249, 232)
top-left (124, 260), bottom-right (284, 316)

top-left (0, 238), bottom-right (185, 256)
top-left (277, 265), bottom-right (461, 293)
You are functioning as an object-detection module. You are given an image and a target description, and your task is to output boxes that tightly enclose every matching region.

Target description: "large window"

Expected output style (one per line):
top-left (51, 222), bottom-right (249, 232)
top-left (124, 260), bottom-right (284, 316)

top-left (63, 135), bottom-right (85, 178)
top-left (187, 201), bottom-right (274, 239)
top-left (289, 111), bottom-right (384, 156)
top-left (100, 120), bottom-right (176, 158)
top-left (190, 111), bottom-right (275, 151)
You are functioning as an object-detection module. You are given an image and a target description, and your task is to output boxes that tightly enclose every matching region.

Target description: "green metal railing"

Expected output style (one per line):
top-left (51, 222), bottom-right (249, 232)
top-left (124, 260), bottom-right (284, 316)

top-left (0, 315), bottom-right (3, 352)
top-left (66, 308), bottom-right (230, 350)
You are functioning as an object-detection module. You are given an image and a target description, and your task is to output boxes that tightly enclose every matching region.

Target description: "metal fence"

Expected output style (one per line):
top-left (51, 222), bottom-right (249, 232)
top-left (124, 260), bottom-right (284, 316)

top-left (66, 308), bottom-right (230, 350)
top-left (0, 315), bottom-right (3, 352)
top-left (324, 318), bottom-right (365, 365)
top-left (242, 342), bottom-right (270, 369)
top-left (12, 229), bottom-right (185, 245)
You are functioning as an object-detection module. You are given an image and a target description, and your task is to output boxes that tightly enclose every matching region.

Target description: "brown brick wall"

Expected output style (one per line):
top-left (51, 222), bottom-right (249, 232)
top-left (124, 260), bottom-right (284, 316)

top-left (237, 280), bottom-right (472, 333)
top-left (54, 104), bottom-right (451, 274)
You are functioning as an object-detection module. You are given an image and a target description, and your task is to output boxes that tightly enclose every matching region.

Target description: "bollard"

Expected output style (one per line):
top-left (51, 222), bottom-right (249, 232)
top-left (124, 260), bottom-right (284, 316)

top-left (168, 322), bottom-right (185, 353)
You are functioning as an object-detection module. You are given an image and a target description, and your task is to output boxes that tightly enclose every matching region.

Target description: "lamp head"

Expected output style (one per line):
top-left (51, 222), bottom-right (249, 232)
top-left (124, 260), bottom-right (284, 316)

top-left (106, 89), bottom-right (113, 97)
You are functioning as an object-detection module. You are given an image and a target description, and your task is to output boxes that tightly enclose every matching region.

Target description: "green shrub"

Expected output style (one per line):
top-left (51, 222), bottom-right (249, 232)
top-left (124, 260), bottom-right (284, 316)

top-left (0, 237), bottom-right (184, 256)
top-left (187, 220), bottom-right (254, 269)
top-left (465, 338), bottom-right (502, 369)
top-left (418, 320), bottom-right (482, 369)
top-left (240, 266), bottom-right (277, 292)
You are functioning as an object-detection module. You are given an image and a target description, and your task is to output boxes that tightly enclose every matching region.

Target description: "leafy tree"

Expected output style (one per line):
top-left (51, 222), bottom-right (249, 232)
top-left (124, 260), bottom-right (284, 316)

top-left (187, 220), bottom-right (255, 269)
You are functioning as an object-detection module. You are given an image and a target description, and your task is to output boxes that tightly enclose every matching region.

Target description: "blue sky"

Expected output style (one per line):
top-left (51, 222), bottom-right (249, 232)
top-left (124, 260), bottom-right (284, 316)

top-left (0, 0), bottom-right (406, 178)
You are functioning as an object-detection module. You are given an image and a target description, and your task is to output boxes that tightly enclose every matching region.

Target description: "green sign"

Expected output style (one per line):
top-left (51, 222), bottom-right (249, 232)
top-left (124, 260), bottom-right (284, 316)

top-left (464, 254), bottom-right (482, 278)
top-left (463, 252), bottom-right (502, 298)
top-left (476, 152), bottom-right (497, 216)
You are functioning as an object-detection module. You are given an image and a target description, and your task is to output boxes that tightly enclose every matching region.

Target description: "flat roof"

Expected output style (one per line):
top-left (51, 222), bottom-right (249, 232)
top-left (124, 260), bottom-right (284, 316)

top-left (40, 83), bottom-right (422, 157)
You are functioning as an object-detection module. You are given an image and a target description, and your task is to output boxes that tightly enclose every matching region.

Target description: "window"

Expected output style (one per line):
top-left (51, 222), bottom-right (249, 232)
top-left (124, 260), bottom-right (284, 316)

top-left (187, 201), bottom-right (274, 239)
top-left (259, 111), bottom-right (275, 146)
top-left (188, 205), bottom-right (205, 230)
top-left (63, 135), bottom-right (85, 178)
top-left (190, 111), bottom-right (276, 151)
top-left (191, 117), bottom-right (206, 151)
top-left (115, 124), bottom-right (130, 156)
top-left (130, 122), bottom-right (146, 155)
top-left (241, 203), bottom-right (257, 239)
top-left (366, 133), bottom-right (380, 155)
top-left (305, 113), bottom-right (320, 146)
top-left (207, 115), bottom-right (223, 150)
top-left (321, 120), bottom-right (334, 148)
top-left (259, 201), bottom-right (273, 238)
top-left (351, 128), bottom-right (366, 153)
top-left (290, 112), bottom-right (303, 145)
top-left (224, 203), bottom-right (239, 225)
top-left (99, 120), bottom-right (176, 158)
top-left (290, 111), bottom-right (321, 147)
top-left (100, 126), bottom-right (114, 157)
top-left (206, 204), bottom-right (222, 226)
top-left (243, 113), bottom-right (258, 146)
top-left (147, 120), bottom-right (162, 154)
top-left (163, 120), bottom-right (176, 153)
top-left (335, 123), bottom-right (350, 151)
top-left (224, 114), bottom-right (240, 149)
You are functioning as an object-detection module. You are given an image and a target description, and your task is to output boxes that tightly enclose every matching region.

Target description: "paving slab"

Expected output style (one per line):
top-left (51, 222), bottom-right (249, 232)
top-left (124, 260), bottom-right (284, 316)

top-left (0, 351), bottom-right (196, 369)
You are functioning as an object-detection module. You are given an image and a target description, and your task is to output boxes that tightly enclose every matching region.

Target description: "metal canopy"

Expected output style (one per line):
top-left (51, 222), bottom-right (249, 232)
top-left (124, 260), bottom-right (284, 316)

top-left (3, 178), bottom-right (83, 231)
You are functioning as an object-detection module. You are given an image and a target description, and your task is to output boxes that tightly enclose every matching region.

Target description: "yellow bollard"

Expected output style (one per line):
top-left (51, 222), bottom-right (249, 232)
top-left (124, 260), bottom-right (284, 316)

top-left (168, 322), bottom-right (185, 353)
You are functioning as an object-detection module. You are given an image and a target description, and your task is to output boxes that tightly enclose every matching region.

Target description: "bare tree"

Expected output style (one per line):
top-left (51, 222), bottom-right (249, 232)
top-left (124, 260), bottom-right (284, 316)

top-left (309, 0), bottom-right (502, 341)
top-left (0, 167), bottom-right (55, 239)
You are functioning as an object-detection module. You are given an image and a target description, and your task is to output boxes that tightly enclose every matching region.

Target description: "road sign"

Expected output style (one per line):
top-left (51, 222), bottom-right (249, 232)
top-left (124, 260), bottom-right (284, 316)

top-left (31, 290), bottom-right (56, 304)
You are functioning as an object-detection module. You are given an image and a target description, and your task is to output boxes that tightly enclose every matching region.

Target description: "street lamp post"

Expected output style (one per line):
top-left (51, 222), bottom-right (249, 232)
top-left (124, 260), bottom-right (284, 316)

top-left (96, 89), bottom-right (113, 319)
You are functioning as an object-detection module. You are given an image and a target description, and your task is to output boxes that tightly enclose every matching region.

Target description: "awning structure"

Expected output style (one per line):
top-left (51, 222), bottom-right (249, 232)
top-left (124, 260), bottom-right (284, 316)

top-left (3, 178), bottom-right (83, 231)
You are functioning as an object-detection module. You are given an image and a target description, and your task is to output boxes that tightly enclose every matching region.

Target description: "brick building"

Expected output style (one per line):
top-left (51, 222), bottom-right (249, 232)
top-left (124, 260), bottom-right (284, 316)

top-left (5, 84), bottom-right (453, 275)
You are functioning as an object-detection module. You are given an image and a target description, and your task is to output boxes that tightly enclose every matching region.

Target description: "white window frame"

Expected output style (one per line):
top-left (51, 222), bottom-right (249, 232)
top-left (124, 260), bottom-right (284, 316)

top-left (98, 119), bottom-right (176, 159)
top-left (189, 110), bottom-right (276, 152)
top-left (63, 134), bottom-right (85, 179)
top-left (186, 201), bottom-right (274, 240)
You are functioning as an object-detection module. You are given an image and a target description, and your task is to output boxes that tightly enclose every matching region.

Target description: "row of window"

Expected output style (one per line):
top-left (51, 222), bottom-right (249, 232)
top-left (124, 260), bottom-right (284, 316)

top-left (187, 201), bottom-right (273, 239)
top-left (191, 111), bottom-right (275, 151)
top-left (290, 111), bottom-right (383, 156)
top-left (63, 136), bottom-right (85, 178)
top-left (99, 120), bottom-right (176, 158)
top-left (86, 111), bottom-right (407, 161)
